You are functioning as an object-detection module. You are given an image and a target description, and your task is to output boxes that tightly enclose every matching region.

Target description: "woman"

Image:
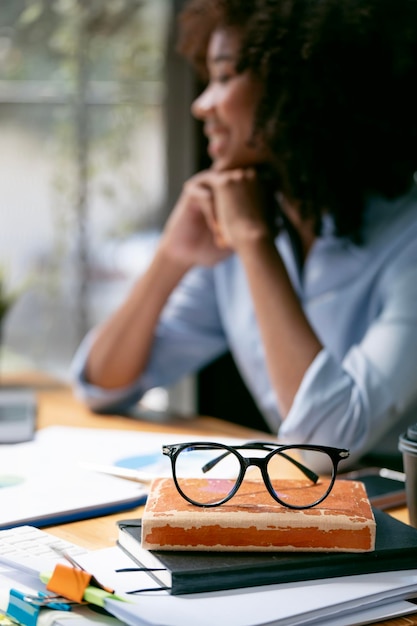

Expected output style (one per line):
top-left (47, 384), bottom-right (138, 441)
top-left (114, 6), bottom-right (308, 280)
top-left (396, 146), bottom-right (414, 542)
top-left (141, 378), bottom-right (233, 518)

top-left (72, 0), bottom-right (417, 469)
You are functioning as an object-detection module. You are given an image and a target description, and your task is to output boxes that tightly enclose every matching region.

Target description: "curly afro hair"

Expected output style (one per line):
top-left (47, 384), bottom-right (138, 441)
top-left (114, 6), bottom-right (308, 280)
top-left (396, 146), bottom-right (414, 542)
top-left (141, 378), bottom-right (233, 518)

top-left (178, 0), bottom-right (417, 241)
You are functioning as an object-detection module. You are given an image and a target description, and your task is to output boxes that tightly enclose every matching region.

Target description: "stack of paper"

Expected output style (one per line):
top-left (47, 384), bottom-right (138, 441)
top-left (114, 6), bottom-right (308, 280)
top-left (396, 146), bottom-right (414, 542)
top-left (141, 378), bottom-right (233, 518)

top-left (2, 527), bottom-right (417, 625)
top-left (104, 571), bottom-right (417, 626)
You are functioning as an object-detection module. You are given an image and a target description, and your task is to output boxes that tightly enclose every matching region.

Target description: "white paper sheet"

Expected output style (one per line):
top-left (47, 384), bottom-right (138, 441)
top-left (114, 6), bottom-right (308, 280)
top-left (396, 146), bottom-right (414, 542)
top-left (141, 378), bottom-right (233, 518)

top-left (0, 426), bottom-right (245, 529)
top-left (104, 570), bottom-right (417, 626)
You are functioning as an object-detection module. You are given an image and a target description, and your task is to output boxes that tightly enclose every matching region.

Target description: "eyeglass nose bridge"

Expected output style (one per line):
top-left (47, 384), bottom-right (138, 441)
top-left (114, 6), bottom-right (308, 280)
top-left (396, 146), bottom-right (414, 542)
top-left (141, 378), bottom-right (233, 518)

top-left (241, 456), bottom-right (270, 482)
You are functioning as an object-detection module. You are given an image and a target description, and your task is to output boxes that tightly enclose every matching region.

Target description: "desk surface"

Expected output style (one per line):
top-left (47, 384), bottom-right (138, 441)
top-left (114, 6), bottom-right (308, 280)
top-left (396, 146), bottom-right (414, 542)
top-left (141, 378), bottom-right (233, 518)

top-left (37, 385), bottom-right (280, 549)
top-left (12, 380), bottom-right (416, 626)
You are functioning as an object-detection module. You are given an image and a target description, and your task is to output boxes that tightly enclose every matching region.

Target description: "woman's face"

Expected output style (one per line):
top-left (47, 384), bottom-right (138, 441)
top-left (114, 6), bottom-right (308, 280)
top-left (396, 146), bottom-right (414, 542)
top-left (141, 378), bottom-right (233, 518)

top-left (191, 28), bottom-right (268, 171)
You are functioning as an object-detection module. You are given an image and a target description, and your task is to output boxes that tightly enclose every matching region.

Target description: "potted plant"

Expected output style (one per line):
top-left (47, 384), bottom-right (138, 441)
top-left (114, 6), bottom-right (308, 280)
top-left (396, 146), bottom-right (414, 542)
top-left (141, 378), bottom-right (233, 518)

top-left (0, 267), bottom-right (24, 364)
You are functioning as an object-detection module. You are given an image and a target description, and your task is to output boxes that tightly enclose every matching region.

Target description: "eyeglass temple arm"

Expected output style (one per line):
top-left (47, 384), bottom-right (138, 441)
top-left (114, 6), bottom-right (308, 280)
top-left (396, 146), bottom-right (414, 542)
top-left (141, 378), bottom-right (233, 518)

top-left (201, 444), bottom-right (319, 483)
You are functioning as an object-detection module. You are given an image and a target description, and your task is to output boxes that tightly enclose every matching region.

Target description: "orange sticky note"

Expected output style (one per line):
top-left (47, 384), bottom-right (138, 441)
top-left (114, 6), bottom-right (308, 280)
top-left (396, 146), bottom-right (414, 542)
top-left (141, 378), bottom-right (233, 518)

top-left (46, 564), bottom-right (92, 603)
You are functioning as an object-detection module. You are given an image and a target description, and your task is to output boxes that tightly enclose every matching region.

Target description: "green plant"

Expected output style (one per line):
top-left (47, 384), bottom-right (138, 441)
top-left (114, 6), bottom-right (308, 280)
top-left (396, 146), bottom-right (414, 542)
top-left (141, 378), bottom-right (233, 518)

top-left (0, 268), bottom-right (21, 323)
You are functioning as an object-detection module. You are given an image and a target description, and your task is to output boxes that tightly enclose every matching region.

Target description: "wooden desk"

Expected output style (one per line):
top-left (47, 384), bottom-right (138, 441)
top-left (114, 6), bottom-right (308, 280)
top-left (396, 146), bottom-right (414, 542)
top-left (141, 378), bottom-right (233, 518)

top-left (23, 384), bottom-right (417, 626)
top-left (36, 386), bottom-right (273, 549)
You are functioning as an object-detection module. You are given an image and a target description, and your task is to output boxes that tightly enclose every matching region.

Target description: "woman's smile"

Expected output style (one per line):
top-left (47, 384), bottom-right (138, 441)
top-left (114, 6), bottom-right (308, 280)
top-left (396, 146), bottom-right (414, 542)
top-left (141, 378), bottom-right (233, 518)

top-left (191, 28), bottom-right (268, 171)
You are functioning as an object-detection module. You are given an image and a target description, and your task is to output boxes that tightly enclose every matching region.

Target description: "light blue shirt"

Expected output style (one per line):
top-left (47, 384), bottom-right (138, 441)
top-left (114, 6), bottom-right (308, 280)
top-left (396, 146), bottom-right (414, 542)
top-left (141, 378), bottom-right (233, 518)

top-left (72, 185), bottom-right (417, 466)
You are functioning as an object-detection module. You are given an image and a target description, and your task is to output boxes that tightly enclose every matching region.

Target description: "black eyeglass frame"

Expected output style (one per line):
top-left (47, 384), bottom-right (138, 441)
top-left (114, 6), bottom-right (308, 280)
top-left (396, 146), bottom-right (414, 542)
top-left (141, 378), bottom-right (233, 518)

top-left (162, 441), bottom-right (350, 509)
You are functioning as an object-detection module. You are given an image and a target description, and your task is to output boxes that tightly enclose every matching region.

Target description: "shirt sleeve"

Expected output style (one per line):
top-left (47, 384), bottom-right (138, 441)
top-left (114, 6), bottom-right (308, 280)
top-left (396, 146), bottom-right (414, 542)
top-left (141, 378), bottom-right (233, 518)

top-left (71, 265), bottom-right (228, 412)
top-left (279, 261), bottom-right (417, 465)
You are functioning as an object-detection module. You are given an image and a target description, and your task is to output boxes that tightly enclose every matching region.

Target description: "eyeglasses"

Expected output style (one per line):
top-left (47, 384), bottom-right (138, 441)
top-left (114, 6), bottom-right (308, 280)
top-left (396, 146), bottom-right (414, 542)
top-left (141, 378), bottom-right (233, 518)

top-left (162, 441), bottom-right (349, 509)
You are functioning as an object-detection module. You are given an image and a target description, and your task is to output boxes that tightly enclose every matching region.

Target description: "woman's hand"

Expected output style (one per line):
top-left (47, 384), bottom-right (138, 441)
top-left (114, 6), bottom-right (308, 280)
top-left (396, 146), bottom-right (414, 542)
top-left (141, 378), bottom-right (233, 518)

top-left (196, 168), bottom-right (274, 252)
top-left (160, 170), bottom-right (233, 269)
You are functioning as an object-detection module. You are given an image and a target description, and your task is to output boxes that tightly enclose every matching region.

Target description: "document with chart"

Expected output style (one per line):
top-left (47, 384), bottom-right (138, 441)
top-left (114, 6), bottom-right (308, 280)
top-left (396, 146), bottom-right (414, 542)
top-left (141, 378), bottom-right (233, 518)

top-left (0, 426), bottom-right (210, 529)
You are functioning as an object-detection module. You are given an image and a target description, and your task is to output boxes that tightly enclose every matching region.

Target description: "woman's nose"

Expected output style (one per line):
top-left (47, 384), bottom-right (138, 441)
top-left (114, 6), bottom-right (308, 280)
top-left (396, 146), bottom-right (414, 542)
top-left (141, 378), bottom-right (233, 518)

top-left (191, 85), bottom-right (214, 120)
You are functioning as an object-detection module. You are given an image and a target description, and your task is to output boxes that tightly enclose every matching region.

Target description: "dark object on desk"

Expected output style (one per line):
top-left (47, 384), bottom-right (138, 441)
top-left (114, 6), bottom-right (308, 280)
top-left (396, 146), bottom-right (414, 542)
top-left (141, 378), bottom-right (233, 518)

top-left (339, 467), bottom-right (406, 510)
top-left (197, 352), bottom-right (272, 432)
top-left (117, 509), bottom-right (417, 595)
top-left (0, 389), bottom-right (36, 444)
top-left (399, 424), bottom-right (417, 528)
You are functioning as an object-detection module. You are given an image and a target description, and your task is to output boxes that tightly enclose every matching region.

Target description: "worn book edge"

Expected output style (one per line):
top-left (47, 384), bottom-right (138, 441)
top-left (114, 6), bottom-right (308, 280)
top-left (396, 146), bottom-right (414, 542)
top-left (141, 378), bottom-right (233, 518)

top-left (141, 477), bottom-right (375, 552)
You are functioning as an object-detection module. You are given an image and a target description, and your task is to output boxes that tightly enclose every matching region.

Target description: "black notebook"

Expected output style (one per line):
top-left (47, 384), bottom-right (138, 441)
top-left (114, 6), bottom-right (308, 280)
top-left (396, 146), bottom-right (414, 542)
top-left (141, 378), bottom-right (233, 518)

top-left (117, 509), bottom-right (417, 595)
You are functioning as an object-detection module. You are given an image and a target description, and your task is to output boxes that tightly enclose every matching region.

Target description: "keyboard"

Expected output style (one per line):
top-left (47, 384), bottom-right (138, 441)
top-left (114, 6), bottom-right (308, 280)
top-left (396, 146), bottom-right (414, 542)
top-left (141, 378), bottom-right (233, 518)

top-left (0, 525), bottom-right (89, 576)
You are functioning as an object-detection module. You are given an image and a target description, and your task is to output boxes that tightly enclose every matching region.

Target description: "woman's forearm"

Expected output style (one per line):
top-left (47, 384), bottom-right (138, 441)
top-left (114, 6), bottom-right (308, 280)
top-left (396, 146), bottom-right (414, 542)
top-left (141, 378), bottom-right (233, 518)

top-left (85, 247), bottom-right (189, 389)
top-left (237, 234), bottom-right (322, 416)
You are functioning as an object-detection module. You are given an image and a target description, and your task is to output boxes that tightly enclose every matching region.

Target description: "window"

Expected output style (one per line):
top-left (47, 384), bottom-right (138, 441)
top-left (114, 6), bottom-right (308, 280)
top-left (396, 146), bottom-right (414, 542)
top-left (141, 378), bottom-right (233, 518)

top-left (0, 0), bottom-right (171, 381)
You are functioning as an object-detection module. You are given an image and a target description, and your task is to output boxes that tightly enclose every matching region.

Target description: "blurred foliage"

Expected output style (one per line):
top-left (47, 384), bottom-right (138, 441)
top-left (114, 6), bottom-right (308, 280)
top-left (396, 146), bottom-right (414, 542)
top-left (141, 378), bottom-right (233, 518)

top-left (0, 0), bottom-right (170, 233)
top-left (0, 0), bottom-right (171, 336)
top-left (0, 266), bottom-right (26, 322)
top-left (0, 0), bottom-right (168, 84)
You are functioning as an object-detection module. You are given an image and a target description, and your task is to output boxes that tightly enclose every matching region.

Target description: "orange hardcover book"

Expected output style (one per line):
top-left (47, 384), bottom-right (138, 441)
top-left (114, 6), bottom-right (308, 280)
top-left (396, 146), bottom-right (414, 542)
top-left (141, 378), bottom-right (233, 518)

top-left (141, 477), bottom-right (376, 552)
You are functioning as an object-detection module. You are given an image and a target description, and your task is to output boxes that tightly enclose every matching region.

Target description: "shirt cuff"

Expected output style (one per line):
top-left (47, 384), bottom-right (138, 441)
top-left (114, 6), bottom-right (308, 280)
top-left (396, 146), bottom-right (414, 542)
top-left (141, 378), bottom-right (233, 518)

top-left (70, 329), bottom-right (145, 412)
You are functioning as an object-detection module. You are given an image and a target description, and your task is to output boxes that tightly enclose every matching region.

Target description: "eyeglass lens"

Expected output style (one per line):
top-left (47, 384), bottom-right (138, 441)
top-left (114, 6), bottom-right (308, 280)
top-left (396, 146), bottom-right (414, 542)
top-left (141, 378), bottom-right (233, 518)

top-left (173, 445), bottom-right (335, 507)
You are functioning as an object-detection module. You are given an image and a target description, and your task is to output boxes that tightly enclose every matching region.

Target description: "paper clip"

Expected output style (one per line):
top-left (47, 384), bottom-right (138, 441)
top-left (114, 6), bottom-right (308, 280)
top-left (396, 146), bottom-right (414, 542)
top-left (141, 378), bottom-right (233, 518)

top-left (32, 591), bottom-right (72, 611)
top-left (41, 565), bottom-right (128, 609)
top-left (6, 588), bottom-right (71, 626)
top-left (42, 546), bottom-right (128, 609)
top-left (50, 545), bottom-right (114, 591)
top-left (6, 589), bottom-right (39, 626)
top-left (45, 563), bottom-right (93, 603)
top-left (47, 546), bottom-right (114, 601)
